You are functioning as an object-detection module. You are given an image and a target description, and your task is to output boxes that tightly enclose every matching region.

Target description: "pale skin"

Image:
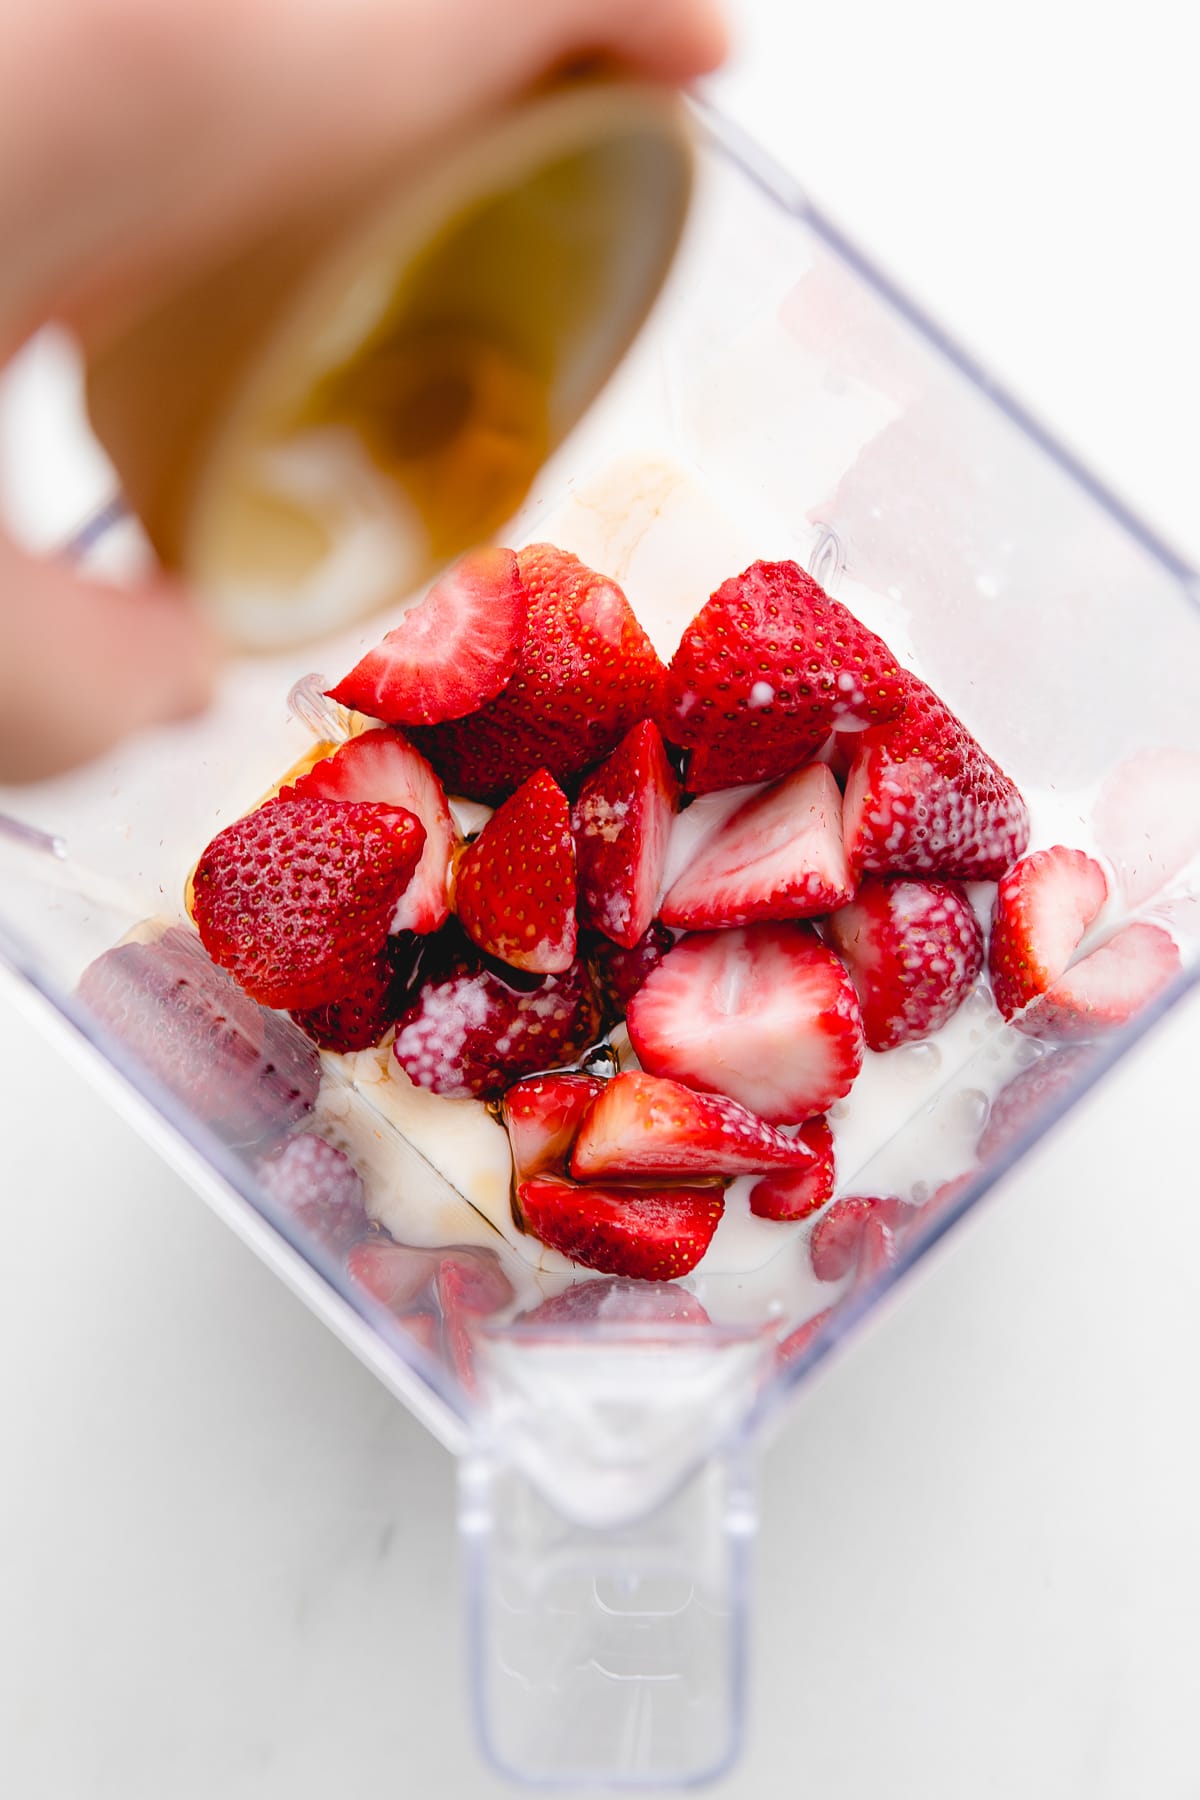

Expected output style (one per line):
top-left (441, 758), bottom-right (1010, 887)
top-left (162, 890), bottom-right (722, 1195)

top-left (0, 0), bottom-right (727, 781)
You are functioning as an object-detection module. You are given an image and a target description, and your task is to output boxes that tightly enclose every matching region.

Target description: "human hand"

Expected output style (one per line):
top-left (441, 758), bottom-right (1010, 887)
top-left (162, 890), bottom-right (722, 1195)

top-left (0, 0), bottom-right (726, 781)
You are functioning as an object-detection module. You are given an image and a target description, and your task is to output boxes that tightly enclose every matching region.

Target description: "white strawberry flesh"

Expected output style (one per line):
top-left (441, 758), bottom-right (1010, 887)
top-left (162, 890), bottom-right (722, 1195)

top-left (569, 1070), bottom-right (818, 1180)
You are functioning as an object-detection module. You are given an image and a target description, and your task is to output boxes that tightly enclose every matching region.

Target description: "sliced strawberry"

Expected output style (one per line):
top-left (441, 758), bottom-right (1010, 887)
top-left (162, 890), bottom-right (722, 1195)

top-left (661, 763), bottom-right (854, 930)
top-left (842, 673), bottom-right (1029, 879)
top-left (978, 1047), bottom-right (1096, 1160)
top-left (570, 1070), bottom-right (817, 1180)
top-left (626, 923), bottom-right (864, 1124)
top-left (326, 548), bottom-right (526, 726)
top-left (661, 559), bottom-right (905, 789)
top-left (77, 925), bottom-right (319, 1147)
top-left (517, 1279), bottom-right (712, 1327)
top-left (572, 720), bottom-right (678, 947)
top-left (257, 1133), bottom-right (367, 1253)
top-left (749, 1117), bottom-right (835, 1220)
top-left (436, 1250), bottom-right (516, 1389)
top-left (346, 1238), bottom-right (437, 1312)
top-left (584, 921), bottom-right (675, 1020)
top-left (283, 727), bottom-right (456, 934)
top-left (409, 544), bottom-right (665, 801)
top-left (501, 1072), bottom-right (605, 1180)
top-left (988, 847), bottom-right (1109, 1020)
top-left (515, 1176), bottom-right (725, 1281)
top-left (453, 768), bottom-right (577, 974)
top-left (809, 1195), bottom-right (914, 1282)
top-left (392, 950), bottom-right (601, 1099)
top-left (776, 1305), bottom-right (836, 1367)
top-left (1016, 921), bottom-right (1181, 1040)
top-left (193, 796), bottom-right (426, 1010)
top-left (825, 874), bottom-right (984, 1050)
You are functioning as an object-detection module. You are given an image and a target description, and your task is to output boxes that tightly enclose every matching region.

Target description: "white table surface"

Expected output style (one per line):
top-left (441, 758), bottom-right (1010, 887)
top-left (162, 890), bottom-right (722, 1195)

top-left (3, 3), bottom-right (1198, 1795)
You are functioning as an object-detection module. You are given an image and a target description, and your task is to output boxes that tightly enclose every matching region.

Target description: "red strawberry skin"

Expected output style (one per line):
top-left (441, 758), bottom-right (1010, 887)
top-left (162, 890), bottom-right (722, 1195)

top-left (283, 728), bottom-right (456, 934)
top-left (257, 1133), bottom-right (367, 1254)
top-left (516, 1175), bottom-right (725, 1280)
top-left (326, 548), bottom-right (526, 726)
top-left (392, 951), bottom-right (602, 1099)
top-left (626, 923), bottom-right (864, 1125)
top-left (501, 1072), bottom-right (605, 1180)
top-left (570, 1070), bottom-right (819, 1180)
top-left (661, 560), bottom-right (905, 789)
top-left (750, 1117), bottom-right (835, 1220)
top-left (193, 796), bottom-right (426, 1010)
top-left (978, 1046), bottom-right (1095, 1160)
top-left (825, 875), bottom-right (984, 1050)
top-left (572, 720), bottom-right (678, 948)
top-left (584, 921), bottom-right (675, 1020)
top-left (661, 762), bottom-right (854, 931)
top-left (988, 847), bottom-right (1109, 1021)
top-left (409, 545), bottom-right (665, 802)
top-left (77, 926), bottom-right (318, 1147)
top-left (290, 950), bottom-right (397, 1052)
top-left (843, 673), bottom-right (1029, 879)
top-left (454, 768), bottom-right (577, 974)
top-left (810, 1195), bottom-right (914, 1282)
top-left (1016, 921), bottom-right (1181, 1041)
top-left (517, 1278), bottom-right (712, 1328)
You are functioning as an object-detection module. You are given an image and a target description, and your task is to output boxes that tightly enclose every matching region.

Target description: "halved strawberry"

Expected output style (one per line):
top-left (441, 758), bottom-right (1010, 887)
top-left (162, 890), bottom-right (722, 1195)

top-left (392, 949), bottom-right (601, 1099)
top-left (77, 926), bottom-right (319, 1147)
top-left (193, 796), bottom-right (426, 1010)
top-left (749, 1117), bottom-right (835, 1220)
top-left (515, 1175), bottom-right (725, 1281)
top-left (809, 1195), bottom-right (914, 1282)
top-left (988, 847), bottom-right (1109, 1021)
top-left (825, 874), bottom-right (984, 1050)
top-left (346, 1237), bottom-right (437, 1312)
top-left (775, 1305), bottom-right (836, 1367)
top-left (436, 1250), bottom-right (516, 1389)
top-left (661, 559), bottom-right (905, 790)
top-left (326, 548), bottom-right (526, 726)
top-left (661, 763), bottom-right (854, 930)
top-left (453, 768), bottom-right (577, 974)
top-left (283, 728), bottom-right (456, 934)
top-left (409, 545), bottom-right (665, 801)
top-left (977, 1046), bottom-right (1096, 1159)
top-left (572, 720), bottom-right (678, 948)
top-left (291, 950), bottom-right (397, 1052)
top-left (501, 1072), bottom-right (605, 1180)
top-left (516, 1279), bottom-right (712, 1327)
top-left (1016, 921), bottom-right (1181, 1040)
top-left (843, 673), bottom-right (1029, 879)
top-left (584, 921), bottom-right (675, 1020)
top-left (626, 923), bottom-right (864, 1124)
top-left (570, 1070), bottom-right (818, 1179)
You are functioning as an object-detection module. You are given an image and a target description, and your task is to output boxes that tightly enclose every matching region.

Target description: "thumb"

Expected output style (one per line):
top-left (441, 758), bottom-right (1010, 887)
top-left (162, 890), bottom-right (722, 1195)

top-left (0, 529), bottom-right (218, 783)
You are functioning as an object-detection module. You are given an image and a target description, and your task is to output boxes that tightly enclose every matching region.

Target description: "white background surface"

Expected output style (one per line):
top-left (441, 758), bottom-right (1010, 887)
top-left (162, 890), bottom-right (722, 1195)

top-left (3, 1), bottom-right (1199, 1795)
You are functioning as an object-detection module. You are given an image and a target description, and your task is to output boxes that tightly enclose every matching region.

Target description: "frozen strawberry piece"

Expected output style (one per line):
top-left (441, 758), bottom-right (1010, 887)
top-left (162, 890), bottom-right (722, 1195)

top-left (346, 1237), bottom-right (438, 1311)
top-left (326, 548), bottom-right (527, 726)
top-left (749, 1117), bottom-right (835, 1220)
top-left (436, 1250), bottom-right (516, 1389)
top-left (661, 763), bottom-right (854, 930)
top-left (77, 926), bottom-right (319, 1147)
top-left (257, 1133), bottom-right (367, 1253)
top-left (661, 559), bottom-right (905, 789)
top-left (627, 922), bottom-right (864, 1125)
top-left (776, 1305), bottom-right (836, 1367)
top-left (392, 950), bottom-right (602, 1100)
top-left (283, 727), bottom-right (457, 934)
top-left (978, 1047), bottom-right (1096, 1160)
top-left (193, 795), bottom-right (426, 1010)
top-left (809, 1195), bottom-right (914, 1283)
top-left (988, 847), bottom-right (1109, 1021)
top-left (572, 720), bottom-right (678, 948)
top-left (409, 545), bottom-right (665, 802)
top-left (825, 874), bottom-right (984, 1051)
top-left (842, 672), bottom-right (1029, 879)
top-left (584, 921), bottom-right (674, 1019)
top-left (501, 1072), bottom-right (605, 1180)
top-left (517, 1279), bottom-right (712, 1328)
top-left (1017, 921), bottom-right (1181, 1040)
top-left (453, 768), bottom-right (577, 974)
top-left (516, 1176), bottom-right (725, 1281)
top-left (570, 1070), bottom-right (818, 1180)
